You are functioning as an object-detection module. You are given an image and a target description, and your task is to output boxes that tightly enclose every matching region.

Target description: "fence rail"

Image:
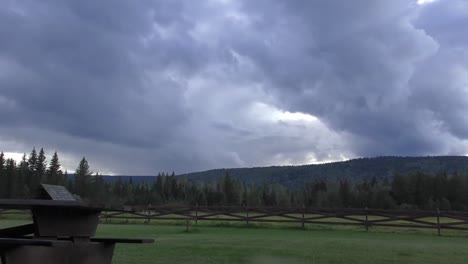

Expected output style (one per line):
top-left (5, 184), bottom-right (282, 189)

top-left (2, 206), bottom-right (468, 235)
top-left (105, 206), bottom-right (468, 235)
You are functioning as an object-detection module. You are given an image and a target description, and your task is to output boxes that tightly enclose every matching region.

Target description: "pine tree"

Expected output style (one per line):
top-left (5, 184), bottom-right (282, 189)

top-left (222, 173), bottom-right (240, 205)
top-left (339, 180), bottom-right (352, 207)
top-left (27, 147), bottom-right (38, 190)
top-left (28, 148), bottom-right (37, 172)
top-left (5, 159), bottom-right (17, 198)
top-left (18, 154), bottom-right (28, 197)
top-left (0, 152), bottom-right (5, 170)
top-left (36, 148), bottom-right (47, 183)
top-left (64, 170), bottom-right (73, 192)
top-left (46, 151), bottom-right (62, 184)
top-left (152, 174), bottom-right (164, 204)
top-left (0, 152), bottom-right (6, 197)
top-left (163, 174), bottom-right (172, 201)
top-left (75, 157), bottom-right (92, 199)
top-left (88, 172), bottom-right (105, 203)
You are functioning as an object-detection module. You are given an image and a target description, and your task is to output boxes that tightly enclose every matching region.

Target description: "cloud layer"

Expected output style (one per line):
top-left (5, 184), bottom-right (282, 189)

top-left (1, 0), bottom-right (467, 174)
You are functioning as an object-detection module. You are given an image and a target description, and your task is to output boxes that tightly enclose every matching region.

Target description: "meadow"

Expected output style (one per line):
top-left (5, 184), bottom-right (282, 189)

top-left (1, 218), bottom-right (468, 264)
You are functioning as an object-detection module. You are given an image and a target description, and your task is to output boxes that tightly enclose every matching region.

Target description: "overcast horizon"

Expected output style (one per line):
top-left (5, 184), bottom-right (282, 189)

top-left (1, 0), bottom-right (468, 174)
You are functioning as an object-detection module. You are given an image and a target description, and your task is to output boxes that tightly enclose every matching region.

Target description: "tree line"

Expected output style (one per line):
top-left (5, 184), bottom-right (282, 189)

top-left (1, 148), bottom-right (468, 211)
top-left (0, 148), bottom-right (66, 198)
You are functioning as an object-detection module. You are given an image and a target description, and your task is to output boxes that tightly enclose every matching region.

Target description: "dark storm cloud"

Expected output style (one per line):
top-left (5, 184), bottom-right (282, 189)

top-left (223, 0), bottom-right (447, 156)
top-left (0, 0), bottom-right (189, 148)
top-left (0, 0), bottom-right (467, 174)
top-left (410, 0), bottom-right (468, 141)
top-left (0, 0), bottom-right (254, 173)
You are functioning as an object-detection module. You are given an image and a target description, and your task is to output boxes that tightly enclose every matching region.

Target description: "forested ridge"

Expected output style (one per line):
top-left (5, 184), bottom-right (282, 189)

top-left (179, 156), bottom-right (468, 187)
top-left (1, 148), bottom-right (468, 210)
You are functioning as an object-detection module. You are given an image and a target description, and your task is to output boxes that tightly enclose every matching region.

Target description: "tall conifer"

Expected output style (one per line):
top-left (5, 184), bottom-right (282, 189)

top-left (0, 152), bottom-right (5, 196)
top-left (36, 148), bottom-right (47, 183)
top-left (27, 148), bottom-right (38, 190)
top-left (75, 157), bottom-right (92, 198)
top-left (46, 151), bottom-right (62, 184)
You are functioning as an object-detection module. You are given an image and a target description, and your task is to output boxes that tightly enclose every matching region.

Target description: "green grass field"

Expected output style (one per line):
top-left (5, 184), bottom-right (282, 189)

top-left (2, 219), bottom-right (468, 263)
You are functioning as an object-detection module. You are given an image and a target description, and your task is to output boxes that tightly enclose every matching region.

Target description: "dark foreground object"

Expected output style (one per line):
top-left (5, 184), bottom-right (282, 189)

top-left (0, 184), bottom-right (153, 264)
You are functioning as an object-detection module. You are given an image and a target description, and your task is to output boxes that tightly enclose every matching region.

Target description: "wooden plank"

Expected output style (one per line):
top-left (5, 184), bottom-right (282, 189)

top-left (90, 238), bottom-right (154, 244)
top-left (0, 238), bottom-right (70, 247)
top-left (0, 224), bottom-right (34, 237)
top-left (438, 225), bottom-right (468, 231)
top-left (437, 221), bottom-right (468, 226)
top-left (368, 215), bottom-right (433, 224)
top-left (40, 184), bottom-right (76, 201)
top-left (0, 199), bottom-right (101, 211)
top-left (439, 213), bottom-right (468, 222)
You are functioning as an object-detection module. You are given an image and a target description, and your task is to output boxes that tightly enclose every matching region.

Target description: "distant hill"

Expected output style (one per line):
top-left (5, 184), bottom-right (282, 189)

top-left (101, 156), bottom-right (468, 187)
top-left (99, 175), bottom-right (157, 184)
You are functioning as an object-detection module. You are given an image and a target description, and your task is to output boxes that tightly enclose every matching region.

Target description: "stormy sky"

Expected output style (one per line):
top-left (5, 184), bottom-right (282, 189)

top-left (1, 0), bottom-right (467, 174)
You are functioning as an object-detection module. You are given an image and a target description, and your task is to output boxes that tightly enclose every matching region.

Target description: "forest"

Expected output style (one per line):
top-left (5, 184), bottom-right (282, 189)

top-left (1, 148), bottom-right (468, 211)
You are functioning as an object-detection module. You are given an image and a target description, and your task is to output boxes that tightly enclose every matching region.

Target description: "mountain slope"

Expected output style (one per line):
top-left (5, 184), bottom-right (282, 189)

top-left (103, 156), bottom-right (468, 187)
top-left (177, 156), bottom-right (468, 187)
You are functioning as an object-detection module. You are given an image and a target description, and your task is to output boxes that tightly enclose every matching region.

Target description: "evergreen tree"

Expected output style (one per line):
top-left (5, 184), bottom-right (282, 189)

top-left (17, 154), bottom-right (28, 197)
top-left (28, 148), bottom-right (37, 170)
top-left (163, 174), bottom-right (172, 201)
top-left (0, 152), bottom-right (4, 170)
top-left (339, 180), bottom-right (352, 207)
top-left (36, 148), bottom-right (47, 183)
top-left (154, 173), bottom-right (164, 202)
top-left (5, 159), bottom-right (17, 198)
top-left (27, 147), bottom-right (38, 190)
top-left (391, 175), bottom-right (410, 206)
top-left (46, 151), bottom-right (63, 184)
top-left (75, 157), bottom-right (92, 199)
top-left (64, 170), bottom-right (73, 191)
top-left (222, 173), bottom-right (240, 205)
top-left (90, 172), bottom-right (106, 203)
top-left (0, 152), bottom-right (6, 197)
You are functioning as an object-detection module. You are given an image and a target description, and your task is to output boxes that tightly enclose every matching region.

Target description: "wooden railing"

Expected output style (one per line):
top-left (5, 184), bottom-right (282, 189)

top-left (3, 206), bottom-right (468, 236)
top-left (102, 206), bottom-right (468, 235)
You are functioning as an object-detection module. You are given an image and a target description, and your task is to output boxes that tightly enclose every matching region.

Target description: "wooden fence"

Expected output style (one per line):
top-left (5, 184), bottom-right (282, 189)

top-left (3, 206), bottom-right (468, 236)
top-left (102, 206), bottom-right (468, 235)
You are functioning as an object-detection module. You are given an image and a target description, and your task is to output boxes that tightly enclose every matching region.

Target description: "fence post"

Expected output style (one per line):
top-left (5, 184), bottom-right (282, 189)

top-left (195, 203), bottom-right (199, 225)
top-left (147, 207), bottom-right (151, 224)
top-left (436, 208), bottom-right (441, 236)
top-left (246, 207), bottom-right (249, 225)
top-left (186, 218), bottom-right (190, 232)
top-left (365, 207), bottom-right (369, 232)
top-left (302, 205), bottom-right (305, 229)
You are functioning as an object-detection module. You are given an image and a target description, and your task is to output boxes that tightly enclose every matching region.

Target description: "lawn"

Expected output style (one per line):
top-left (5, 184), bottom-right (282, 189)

top-left (2, 219), bottom-right (468, 263)
top-left (101, 223), bottom-right (468, 264)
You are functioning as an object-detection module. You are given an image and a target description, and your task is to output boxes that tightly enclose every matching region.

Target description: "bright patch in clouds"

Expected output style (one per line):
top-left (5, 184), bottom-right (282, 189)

top-left (305, 153), bottom-right (348, 165)
top-left (252, 102), bottom-right (319, 123)
top-left (418, 0), bottom-right (438, 5)
top-left (273, 110), bottom-right (319, 123)
top-left (3, 152), bottom-right (24, 163)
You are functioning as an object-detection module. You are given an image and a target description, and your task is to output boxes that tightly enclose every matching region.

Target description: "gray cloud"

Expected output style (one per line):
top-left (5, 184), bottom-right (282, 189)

top-left (225, 0), bottom-right (443, 155)
top-left (0, 0), bottom-right (467, 174)
top-left (410, 0), bottom-right (468, 140)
